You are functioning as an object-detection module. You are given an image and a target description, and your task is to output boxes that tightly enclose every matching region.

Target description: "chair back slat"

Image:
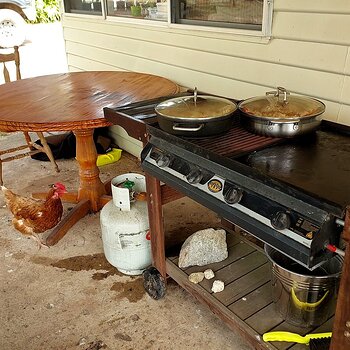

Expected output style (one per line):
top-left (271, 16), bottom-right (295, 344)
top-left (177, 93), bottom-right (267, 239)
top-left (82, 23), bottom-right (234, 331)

top-left (3, 63), bottom-right (10, 82)
top-left (0, 46), bottom-right (20, 83)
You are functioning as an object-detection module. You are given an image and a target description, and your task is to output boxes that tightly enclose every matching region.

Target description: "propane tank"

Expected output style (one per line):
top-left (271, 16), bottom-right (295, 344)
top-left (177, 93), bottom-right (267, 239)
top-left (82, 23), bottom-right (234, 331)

top-left (100, 173), bottom-right (151, 275)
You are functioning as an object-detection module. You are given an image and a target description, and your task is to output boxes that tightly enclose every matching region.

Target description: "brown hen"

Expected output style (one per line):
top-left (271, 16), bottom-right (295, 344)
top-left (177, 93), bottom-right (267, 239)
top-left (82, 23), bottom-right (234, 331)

top-left (1, 183), bottom-right (66, 248)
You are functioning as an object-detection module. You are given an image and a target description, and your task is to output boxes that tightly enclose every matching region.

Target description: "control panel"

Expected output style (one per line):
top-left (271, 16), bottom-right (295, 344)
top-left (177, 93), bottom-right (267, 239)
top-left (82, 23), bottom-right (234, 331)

top-left (146, 146), bottom-right (322, 249)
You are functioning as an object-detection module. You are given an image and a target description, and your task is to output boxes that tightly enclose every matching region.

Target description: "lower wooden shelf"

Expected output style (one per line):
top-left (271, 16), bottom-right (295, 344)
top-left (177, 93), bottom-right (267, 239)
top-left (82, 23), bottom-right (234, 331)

top-left (166, 231), bottom-right (334, 350)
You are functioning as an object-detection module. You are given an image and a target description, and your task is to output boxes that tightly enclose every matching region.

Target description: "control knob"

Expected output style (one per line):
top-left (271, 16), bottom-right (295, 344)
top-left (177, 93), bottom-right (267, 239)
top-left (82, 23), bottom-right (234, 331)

top-left (224, 186), bottom-right (243, 204)
top-left (271, 211), bottom-right (291, 230)
top-left (156, 153), bottom-right (172, 168)
top-left (186, 169), bottom-right (203, 184)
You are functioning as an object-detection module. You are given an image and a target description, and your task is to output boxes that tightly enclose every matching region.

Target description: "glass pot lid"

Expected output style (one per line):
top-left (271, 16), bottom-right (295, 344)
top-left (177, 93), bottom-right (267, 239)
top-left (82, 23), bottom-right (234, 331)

top-left (238, 87), bottom-right (326, 120)
top-left (155, 89), bottom-right (237, 121)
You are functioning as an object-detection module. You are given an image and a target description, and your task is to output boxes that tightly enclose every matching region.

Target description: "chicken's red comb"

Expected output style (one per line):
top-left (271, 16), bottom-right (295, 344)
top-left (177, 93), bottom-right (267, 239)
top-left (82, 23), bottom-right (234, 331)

top-left (54, 182), bottom-right (66, 191)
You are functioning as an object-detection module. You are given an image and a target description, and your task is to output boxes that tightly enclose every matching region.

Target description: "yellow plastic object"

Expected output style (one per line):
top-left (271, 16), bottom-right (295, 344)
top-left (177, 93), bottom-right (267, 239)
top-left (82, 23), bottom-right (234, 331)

top-left (96, 148), bottom-right (122, 166)
top-left (263, 331), bottom-right (332, 344)
top-left (291, 287), bottom-right (329, 310)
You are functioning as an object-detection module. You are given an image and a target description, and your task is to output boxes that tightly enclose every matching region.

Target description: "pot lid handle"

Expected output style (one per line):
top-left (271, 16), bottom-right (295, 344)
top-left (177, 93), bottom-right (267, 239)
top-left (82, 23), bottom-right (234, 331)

top-left (193, 87), bottom-right (198, 106)
top-left (266, 86), bottom-right (290, 104)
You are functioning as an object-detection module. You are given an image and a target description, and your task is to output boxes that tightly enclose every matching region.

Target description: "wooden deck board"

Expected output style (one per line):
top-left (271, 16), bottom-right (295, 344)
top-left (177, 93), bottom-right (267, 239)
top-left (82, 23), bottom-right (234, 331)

top-left (215, 263), bottom-right (271, 306)
top-left (245, 303), bottom-right (285, 335)
top-left (165, 230), bottom-right (334, 350)
top-left (226, 232), bottom-right (244, 248)
top-left (229, 282), bottom-right (273, 320)
top-left (200, 250), bottom-right (268, 293)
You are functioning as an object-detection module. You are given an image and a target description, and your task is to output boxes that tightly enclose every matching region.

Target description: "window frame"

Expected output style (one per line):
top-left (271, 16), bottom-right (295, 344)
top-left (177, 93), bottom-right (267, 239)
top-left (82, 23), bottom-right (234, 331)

top-left (63, 0), bottom-right (274, 38)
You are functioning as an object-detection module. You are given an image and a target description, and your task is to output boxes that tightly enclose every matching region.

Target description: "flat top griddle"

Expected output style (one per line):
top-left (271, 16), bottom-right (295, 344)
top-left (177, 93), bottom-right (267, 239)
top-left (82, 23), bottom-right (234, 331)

top-left (239, 125), bottom-right (350, 210)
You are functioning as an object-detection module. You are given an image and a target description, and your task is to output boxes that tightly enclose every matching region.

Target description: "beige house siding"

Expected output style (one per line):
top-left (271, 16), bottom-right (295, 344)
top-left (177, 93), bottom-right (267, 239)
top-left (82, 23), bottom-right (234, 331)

top-left (62, 1), bottom-right (350, 155)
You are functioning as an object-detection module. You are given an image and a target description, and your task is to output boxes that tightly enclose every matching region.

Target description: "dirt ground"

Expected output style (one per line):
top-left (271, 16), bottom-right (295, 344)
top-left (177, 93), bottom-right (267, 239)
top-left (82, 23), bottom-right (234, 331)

top-left (0, 132), bottom-right (253, 350)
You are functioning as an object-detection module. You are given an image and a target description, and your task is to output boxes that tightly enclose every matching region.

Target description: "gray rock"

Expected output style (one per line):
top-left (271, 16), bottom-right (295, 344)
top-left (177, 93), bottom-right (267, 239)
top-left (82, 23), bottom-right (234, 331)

top-left (178, 228), bottom-right (228, 268)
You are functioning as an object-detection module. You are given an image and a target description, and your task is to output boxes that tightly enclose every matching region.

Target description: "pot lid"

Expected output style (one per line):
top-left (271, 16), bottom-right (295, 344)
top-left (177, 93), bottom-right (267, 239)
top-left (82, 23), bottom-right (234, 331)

top-left (238, 87), bottom-right (325, 120)
top-left (155, 89), bottom-right (237, 120)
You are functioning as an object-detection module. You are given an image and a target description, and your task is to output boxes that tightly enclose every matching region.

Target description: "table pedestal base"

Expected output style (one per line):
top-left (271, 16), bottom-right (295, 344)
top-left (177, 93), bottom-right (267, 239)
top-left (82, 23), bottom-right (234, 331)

top-left (46, 199), bottom-right (91, 245)
top-left (33, 129), bottom-right (113, 246)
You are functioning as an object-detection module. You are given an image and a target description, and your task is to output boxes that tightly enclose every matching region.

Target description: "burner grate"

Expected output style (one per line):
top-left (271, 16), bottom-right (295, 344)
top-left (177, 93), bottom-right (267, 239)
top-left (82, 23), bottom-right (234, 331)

top-left (189, 120), bottom-right (282, 158)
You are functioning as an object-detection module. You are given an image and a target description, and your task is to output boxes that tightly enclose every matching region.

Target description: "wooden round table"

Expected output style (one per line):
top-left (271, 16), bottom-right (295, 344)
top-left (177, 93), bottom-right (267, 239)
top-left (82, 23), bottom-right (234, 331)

top-left (0, 71), bottom-right (179, 245)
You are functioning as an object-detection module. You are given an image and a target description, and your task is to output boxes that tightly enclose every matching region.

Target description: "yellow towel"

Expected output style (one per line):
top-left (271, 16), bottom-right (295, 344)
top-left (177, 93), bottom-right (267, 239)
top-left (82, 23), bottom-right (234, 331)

top-left (96, 148), bottom-right (122, 166)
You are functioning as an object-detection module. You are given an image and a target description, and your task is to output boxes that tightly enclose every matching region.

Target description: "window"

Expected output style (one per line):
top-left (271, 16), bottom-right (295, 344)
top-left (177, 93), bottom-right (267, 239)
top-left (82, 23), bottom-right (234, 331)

top-left (64, 0), bottom-right (272, 35)
top-left (172, 0), bottom-right (265, 31)
top-left (105, 0), bottom-right (169, 21)
top-left (64, 0), bottom-right (103, 15)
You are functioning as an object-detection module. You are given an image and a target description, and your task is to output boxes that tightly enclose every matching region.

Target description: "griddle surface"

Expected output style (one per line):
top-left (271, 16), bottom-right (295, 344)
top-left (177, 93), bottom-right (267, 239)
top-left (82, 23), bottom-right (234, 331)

top-left (243, 130), bottom-right (350, 209)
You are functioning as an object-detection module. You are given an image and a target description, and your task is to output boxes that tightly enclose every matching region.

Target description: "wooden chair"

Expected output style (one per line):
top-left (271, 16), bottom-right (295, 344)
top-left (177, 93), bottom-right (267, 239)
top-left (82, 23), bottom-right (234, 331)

top-left (0, 46), bottom-right (59, 185)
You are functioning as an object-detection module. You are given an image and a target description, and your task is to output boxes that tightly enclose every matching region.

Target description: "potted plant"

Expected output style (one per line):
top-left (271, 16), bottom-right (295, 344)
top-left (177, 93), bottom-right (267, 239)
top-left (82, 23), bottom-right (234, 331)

top-left (131, 1), bottom-right (142, 16)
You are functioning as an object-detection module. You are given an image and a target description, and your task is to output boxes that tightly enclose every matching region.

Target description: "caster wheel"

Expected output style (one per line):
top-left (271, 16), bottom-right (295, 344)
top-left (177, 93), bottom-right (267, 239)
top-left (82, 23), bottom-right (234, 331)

top-left (142, 266), bottom-right (166, 300)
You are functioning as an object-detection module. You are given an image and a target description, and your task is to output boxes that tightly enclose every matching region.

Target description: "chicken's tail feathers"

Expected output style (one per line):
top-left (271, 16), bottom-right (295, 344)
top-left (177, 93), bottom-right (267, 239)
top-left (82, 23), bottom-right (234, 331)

top-left (1, 185), bottom-right (8, 196)
top-left (1, 185), bottom-right (11, 196)
top-left (1, 185), bottom-right (15, 202)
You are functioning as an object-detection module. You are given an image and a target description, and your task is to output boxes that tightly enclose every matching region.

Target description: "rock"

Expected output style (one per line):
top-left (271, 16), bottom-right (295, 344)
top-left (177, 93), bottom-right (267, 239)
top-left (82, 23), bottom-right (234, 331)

top-left (178, 228), bottom-right (228, 268)
top-left (85, 340), bottom-right (106, 350)
top-left (130, 314), bottom-right (140, 321)
top-left (77, 337), bottom-right (87, 346)
top-left (188, 272), bottom-right (205, 284)
top-left (114, 333), bottom-right (132, 341)
top-left (204, 269), bottom-right (215, 280)
top-left (211, 280), bottom-right (225, 293)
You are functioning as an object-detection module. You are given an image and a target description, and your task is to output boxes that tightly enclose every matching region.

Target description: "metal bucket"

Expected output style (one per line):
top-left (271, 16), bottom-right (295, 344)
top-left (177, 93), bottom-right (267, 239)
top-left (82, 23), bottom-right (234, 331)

top-left (265, 245), bottom-right (343, 327)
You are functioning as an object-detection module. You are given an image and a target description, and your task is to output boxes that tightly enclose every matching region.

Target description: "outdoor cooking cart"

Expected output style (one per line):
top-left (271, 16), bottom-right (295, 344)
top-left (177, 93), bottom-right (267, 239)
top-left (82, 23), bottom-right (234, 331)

top-left (104, 93), bottom-right (350, 350)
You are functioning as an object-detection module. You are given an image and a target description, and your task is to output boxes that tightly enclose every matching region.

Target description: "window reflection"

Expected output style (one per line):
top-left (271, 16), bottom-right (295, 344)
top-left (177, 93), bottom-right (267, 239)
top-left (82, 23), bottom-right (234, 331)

top-left (106, 0), bottom-right (168, 21)
top-left (64, 0), bottom-right (103, 15)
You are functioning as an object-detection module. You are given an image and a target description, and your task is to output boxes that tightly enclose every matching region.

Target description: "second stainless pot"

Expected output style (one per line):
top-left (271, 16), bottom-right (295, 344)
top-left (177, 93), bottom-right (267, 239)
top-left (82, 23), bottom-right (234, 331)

top-left (238, 87), bottom-right (326, 138)
top-left (240, 115), bottom-right (322, 138)
top-left (155, 90), bottom-right (237, 137)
